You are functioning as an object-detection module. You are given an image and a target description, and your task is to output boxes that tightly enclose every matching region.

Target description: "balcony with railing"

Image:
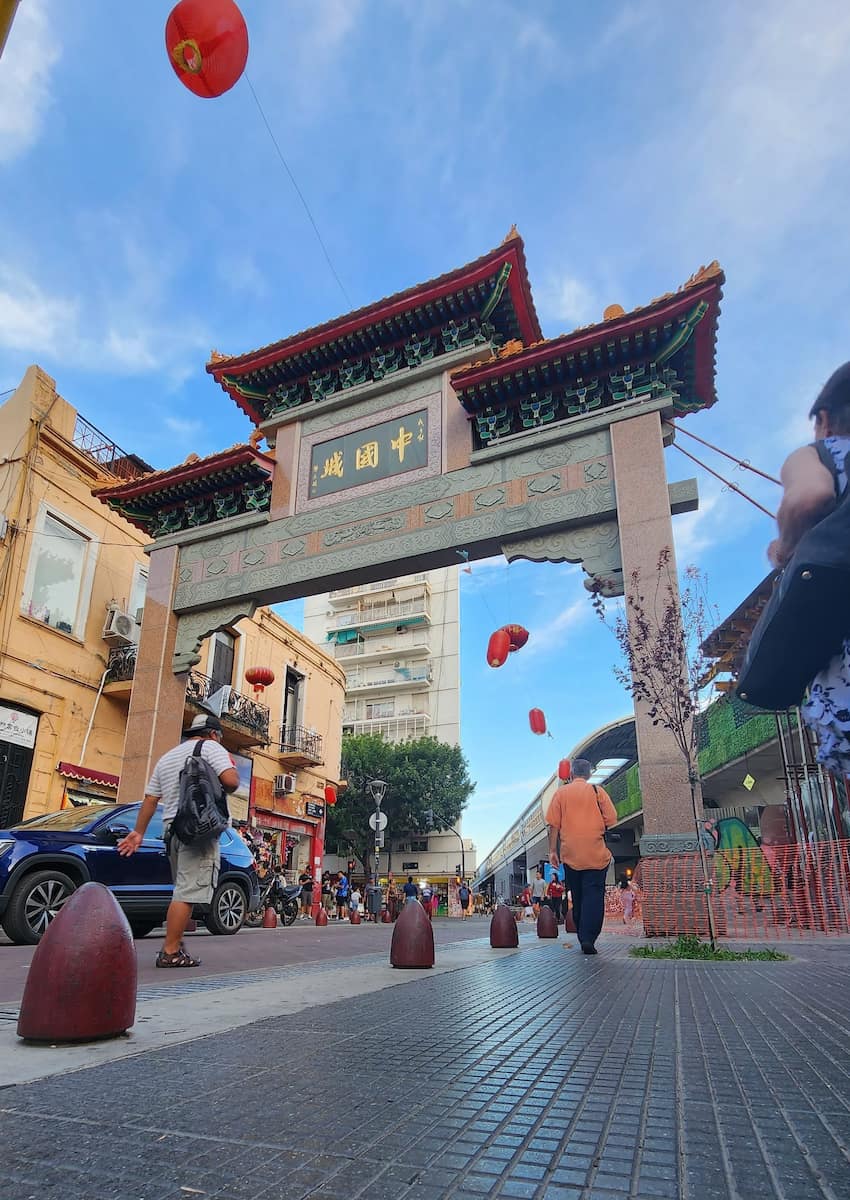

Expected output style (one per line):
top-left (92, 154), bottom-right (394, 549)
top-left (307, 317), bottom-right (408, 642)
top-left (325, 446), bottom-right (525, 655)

top-left (185, 672), bottom-right (270, 747)
top-left (104, 646), bottom-right (269, 747)
top-left (327, 594), bottom-right (431, 634)
top-left (332, 631), bottom-right (432, 664)
top-left (341, 713), bottom-right (431, 740)
top-left (345, 663), bottom-right (432, 694)
top-left (276, 725), bottom-right (324, 767)
top-left (328, 574), bottom-right (428, 605)
top-left (73, 414), bottom-right (152, 481)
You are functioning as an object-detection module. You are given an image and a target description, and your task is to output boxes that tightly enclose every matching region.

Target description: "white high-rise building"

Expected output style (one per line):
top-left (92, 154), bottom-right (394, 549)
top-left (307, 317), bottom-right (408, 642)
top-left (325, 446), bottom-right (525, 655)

top-left (303, 567), bottom-right (475, 895)
top-left (303, 567), bottom-right (460, 746)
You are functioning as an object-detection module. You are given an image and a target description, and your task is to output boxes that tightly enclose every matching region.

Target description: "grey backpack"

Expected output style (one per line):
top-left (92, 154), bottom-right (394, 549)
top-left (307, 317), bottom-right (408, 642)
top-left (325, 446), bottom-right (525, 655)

top-left (172, 741), bottom-right (229, 845)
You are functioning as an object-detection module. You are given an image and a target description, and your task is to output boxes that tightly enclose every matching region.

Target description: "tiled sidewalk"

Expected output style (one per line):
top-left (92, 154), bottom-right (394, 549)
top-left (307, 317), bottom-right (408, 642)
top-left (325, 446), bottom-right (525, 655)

top-left (2, 937), bottom-right (849, 1199)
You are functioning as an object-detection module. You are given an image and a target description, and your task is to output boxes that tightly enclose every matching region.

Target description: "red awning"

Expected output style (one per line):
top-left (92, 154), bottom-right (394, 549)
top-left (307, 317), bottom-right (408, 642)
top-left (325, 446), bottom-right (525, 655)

top-left (57, 762), bottom-right (120, 789)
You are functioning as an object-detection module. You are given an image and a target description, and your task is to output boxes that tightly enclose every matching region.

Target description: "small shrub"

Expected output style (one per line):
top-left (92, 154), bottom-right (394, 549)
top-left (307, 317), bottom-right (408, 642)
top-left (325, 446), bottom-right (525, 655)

top-left (630, 935), bottom-right (788, 962)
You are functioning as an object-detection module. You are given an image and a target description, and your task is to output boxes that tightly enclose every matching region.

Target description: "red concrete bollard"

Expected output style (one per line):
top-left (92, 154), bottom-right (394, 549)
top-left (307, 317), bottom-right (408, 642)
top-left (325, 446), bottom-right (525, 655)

top-left (390, 899), bottom-right (434, 968)
top-left (537, 905), bottom-right (558, 938)
top-left (350, 908), bottom-right (361, 924)
top-left (490, 904), bottom-right (519, 948)
top-left (262, 907), bottom-right (277, 929)
top-left (17, 882), bottom-right (136, 1043)
top-left (316, 907), bottom-right (328, 927)
top-left (381, 908), bottom-right (392, 923)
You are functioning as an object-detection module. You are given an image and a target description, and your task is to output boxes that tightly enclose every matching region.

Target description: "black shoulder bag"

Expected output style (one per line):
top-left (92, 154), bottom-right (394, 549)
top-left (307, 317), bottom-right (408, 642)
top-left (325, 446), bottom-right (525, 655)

top-left (737, 442), bottom-right (850, 710)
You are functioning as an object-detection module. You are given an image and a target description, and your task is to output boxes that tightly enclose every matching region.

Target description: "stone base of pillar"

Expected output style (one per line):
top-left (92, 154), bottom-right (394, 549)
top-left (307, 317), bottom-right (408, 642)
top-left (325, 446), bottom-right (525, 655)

top-left (639, 835), bottom-right (727, 938)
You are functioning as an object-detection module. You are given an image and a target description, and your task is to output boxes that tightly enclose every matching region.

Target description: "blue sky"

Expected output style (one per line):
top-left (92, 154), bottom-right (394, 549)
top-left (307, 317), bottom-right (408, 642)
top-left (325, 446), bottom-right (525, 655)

top-left (2, 2), bottom-right (849, 860)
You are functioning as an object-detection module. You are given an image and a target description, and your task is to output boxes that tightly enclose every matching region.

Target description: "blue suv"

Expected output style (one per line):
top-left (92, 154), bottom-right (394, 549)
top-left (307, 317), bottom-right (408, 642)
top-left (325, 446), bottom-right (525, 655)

top-left (0, 803), bottom-right (260, 944)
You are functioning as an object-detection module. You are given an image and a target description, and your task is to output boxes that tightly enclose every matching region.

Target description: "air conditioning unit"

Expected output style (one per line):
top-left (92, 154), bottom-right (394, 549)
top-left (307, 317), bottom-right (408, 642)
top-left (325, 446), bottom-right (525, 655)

top-left (274, 773), bottom-right (296, 795)
top-left (103, 607), bottom-right (139, 646)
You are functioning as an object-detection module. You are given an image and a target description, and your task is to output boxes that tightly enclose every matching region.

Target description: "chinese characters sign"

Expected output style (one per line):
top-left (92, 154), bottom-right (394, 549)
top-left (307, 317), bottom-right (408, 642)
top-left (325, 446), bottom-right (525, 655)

top-left (310, 410), bottom-right (428, 499)
top-left (0, 705), bottom-right (38, 749)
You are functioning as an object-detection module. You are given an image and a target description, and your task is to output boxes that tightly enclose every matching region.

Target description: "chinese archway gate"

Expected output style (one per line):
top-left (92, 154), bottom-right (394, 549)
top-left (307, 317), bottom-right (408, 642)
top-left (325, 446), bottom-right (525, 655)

top-left (98, 230), bottom-right (723, 866)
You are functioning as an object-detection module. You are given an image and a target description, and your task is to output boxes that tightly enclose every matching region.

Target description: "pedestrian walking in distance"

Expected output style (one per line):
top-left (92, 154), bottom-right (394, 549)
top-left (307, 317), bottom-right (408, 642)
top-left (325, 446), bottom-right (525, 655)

top-left (117, 713), bottom-right (238, 967)
top-left (298, 867), bottom-right (314, 919)
top-left (531, 868), bottom-right (547, 919)
top-left (547, 758), bottom-right (617, 954)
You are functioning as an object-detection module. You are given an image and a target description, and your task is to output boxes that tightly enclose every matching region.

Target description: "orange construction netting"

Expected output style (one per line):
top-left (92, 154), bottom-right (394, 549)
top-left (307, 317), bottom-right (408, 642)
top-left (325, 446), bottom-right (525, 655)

top-left (623, 840), bottom-right (850, 940)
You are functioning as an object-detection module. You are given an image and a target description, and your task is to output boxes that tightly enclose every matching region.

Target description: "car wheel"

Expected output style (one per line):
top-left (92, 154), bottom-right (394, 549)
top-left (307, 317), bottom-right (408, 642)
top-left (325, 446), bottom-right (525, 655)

top-left (203, 880), bottom-right (247, 935)
top-left (2, 869), bottom-right (77, 944)
top-left (128, 920), bottom-right (160, 939)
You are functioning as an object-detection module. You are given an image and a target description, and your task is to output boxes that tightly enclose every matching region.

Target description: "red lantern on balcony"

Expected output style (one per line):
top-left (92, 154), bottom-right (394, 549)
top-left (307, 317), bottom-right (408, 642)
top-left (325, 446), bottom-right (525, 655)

top-left (165, 0), bottom-right (249, 99)
top-left (486, 629), bottom-right (511, 668)
top-left (558, 758), bottom-right (571, 781)
top-left (501, 624), bottom-right (529, 652)
top-left (244, 666), bottom-right (275, 695)
top-left (324, 785), bottom-right (337, 807)
top-left (529, 708), bottom-right (547, 736)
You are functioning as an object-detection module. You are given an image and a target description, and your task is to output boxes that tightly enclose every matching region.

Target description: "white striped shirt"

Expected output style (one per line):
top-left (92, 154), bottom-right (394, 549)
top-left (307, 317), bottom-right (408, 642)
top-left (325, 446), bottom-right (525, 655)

top-left (146, 738), bottom-right (235, 820)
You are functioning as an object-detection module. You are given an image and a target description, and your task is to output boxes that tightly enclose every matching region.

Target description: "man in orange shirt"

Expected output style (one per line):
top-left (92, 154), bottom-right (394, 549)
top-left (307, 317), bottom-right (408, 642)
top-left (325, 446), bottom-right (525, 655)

top-left (547, 758), bottom-right (617, 954)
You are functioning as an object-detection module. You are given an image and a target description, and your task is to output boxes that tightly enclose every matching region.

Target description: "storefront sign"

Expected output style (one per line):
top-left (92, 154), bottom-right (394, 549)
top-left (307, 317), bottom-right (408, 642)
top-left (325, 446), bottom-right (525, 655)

top-left (305, 801), bottom-right (325, 819)
top-left (310, 409), bottom-right (428, 498)
top-left (402, 860), bottom-right (419, 871)
top-left (0, 705), bottom-right (38, 749)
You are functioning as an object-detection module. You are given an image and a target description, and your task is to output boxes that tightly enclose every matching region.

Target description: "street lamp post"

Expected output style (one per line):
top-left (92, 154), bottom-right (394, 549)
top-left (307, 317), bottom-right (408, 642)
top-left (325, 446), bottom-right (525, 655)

top-left (367, 778), bottom-right (387, 889)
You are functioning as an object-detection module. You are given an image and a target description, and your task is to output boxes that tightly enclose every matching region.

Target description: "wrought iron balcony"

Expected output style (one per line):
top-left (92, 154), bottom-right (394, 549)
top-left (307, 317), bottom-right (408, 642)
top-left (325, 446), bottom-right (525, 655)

top-left (186, 672), bottom-right (270, 745)
top-left (277, 725), bottom-right (324, 766)
top-left (107, 644), bottom-right (138, 682)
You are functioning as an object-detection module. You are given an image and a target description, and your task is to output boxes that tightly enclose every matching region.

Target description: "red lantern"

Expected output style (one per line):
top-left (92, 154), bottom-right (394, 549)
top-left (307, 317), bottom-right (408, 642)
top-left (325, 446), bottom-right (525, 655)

top-left (529, 708), bottom-right (547, 735)
top-left (324, 786), bottom-right (337, 807)
top-left (558, 758), bottom-right (571, 781)
top-left (486, 629), bottom-right (511, 668)
top-left (244, 666), bottom-right (275, 695)
top-left (165, 0), bottom-right (249, 99)
top-left (501, 624), bottom-right (529, 652)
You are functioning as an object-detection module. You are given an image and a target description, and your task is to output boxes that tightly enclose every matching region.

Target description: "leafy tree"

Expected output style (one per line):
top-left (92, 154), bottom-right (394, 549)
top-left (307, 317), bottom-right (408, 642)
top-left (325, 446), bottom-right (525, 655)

top-left (325, 734), bottom-right (475, 881)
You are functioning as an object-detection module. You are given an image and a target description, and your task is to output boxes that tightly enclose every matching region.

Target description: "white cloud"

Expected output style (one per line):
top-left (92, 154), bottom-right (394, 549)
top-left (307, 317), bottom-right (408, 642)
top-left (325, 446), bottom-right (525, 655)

top-left (164, 416), bottom-right (203, 439)
top-left (0, 271), bottom-right (77, 353)
top-left (672, 488), bottom-right (725, 564)
top-left (537, 271), bottom-right (598, 328)
top-left (0, 0), bottom-right (59, 163)
top-left (524, 595), bottom-right (593, 658)
top-left (0, 263), bottom-right (208, 377)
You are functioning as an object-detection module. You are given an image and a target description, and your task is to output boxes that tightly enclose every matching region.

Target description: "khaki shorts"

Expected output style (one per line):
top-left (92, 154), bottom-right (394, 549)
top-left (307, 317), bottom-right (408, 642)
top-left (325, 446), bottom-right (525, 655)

top-left (165, 825), bottom-right (220, 905)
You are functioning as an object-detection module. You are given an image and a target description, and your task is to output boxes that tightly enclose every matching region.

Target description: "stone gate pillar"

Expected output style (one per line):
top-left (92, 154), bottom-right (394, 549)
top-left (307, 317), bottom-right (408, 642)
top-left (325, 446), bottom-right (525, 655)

top-left (116, 546), bottom-right (187, 804)
top-left (610, 411), bottom-right (695, 849)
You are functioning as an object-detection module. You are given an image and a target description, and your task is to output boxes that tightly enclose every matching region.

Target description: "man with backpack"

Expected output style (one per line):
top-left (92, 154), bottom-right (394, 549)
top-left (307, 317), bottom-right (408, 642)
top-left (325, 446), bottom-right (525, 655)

top-left (458, 880), bottom-right (471, 919)
top-left (117, 713), bottom-right (238, 967)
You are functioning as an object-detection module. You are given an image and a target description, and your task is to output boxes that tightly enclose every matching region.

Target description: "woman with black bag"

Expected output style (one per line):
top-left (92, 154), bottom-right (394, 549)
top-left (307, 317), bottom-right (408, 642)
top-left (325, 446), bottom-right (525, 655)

top-left (762, 362), bottom-right (850, 774)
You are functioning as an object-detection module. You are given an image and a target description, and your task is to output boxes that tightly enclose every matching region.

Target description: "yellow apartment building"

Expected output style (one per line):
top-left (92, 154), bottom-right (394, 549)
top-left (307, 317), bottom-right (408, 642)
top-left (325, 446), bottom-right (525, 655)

top-left (0, 366), bottom-right (345, 873)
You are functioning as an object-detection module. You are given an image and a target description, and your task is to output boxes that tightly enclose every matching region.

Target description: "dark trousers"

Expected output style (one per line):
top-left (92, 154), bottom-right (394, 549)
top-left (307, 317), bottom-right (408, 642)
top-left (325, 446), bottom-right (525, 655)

top-left (564, 865), bottom-right (607, 948)
top-left (549, 897), bottom-right (562, 923)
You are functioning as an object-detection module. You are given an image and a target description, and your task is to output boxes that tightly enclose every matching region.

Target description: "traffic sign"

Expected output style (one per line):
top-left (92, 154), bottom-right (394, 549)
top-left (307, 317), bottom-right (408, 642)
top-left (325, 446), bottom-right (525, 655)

top-left (369, 811), bottom-right (388, 831)
top-left (375, 832), bottom-right (385, 848)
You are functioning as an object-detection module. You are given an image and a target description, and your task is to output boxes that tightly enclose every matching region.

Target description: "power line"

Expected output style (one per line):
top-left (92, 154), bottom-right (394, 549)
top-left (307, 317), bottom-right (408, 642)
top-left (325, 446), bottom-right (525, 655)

top-left (671, 442), bottom-right (777, 520)
top-left (668, 419), bottom-right (781, 486)
top-left (243, 74), bottom-right (353, 310)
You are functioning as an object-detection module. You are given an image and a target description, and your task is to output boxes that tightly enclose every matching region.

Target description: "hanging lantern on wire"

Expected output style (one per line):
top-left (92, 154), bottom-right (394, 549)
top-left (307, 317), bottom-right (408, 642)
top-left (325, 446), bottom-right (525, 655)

top-left (324, 785), bottom-right (337, 807)
top-left (486, 629), bottom-right (512, 668)
top-left (529, 708), bottom-right (547, 736)
top-left (558, 758), bottom-right (571, 781)
top-left (165, 0), bottom-right (249, 99)
top-left (244, 666), bottom-right (275, 695)
top-left (501, 624), bottom-right (529, 652)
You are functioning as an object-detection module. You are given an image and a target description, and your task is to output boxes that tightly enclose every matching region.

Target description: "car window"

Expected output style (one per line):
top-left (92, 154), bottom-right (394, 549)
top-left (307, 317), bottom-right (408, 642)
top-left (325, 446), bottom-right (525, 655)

top-left (12, 804), bottom-right (114, 832)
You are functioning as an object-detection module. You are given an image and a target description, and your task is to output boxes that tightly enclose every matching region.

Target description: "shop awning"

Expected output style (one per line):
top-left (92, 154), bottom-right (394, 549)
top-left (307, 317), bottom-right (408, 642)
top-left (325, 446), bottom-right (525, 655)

top-left (58, 762), bottom-right (120, 789)
top-left (253, 809), bottom-right (314, 836)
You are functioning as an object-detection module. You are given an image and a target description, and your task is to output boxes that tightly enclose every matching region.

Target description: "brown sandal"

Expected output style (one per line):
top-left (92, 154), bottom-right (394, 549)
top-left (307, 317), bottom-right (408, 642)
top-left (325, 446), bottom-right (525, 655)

top-left (155, 948), bottom-right (201, 968)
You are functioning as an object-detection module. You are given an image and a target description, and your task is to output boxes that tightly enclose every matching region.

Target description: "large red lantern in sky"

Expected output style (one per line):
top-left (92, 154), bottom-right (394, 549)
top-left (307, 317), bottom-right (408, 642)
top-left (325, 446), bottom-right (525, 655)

top-left (529, 708), bottom-right (547, 736)
top-left (501, 624), bottom-right (529, 652)
top-left (558, 758), bottom-right (571, 781)
top-left (486, 629), bottom-right (512, 668)
top-left (245, 666), bottom-right (274, 695)
top-left (165, 0), bottom-right (249, 99)
top-left (324, 785), bottom-right (338, 807)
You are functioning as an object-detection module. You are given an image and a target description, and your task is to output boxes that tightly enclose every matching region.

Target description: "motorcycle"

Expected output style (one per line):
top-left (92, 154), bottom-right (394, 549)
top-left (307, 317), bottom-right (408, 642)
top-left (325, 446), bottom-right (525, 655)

top-left (245, 876), bottom-right (301, 927)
